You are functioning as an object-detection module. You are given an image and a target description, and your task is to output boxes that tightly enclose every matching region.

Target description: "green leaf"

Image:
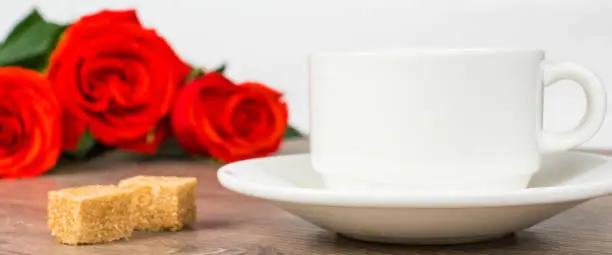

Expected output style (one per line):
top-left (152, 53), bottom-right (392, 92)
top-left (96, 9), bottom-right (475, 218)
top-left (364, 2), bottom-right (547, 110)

top-left (184, 67), bottom-right (204, 83)
top-left (4, 9), bottom-right (45, 43)
top-left (183, 63), bottom-right (227, 84)
top-left (75, 130), bottom-right (96, 153)
top-left (63, 130), bottom-right (96, 158)
top-left (212, 63), bottom-right (227, 74)
top-left (283, 125), bottom-right (303, 139)
top-left (83, 142), bottom-right (114, 159)
top-left (194, 156), bottom-right (223, 164)
top-left (0, 8), bottom-right (66, 70)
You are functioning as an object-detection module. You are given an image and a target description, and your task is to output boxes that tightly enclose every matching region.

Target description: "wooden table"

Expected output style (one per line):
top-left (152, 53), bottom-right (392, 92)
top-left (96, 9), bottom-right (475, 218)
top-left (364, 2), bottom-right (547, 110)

top-left (2, 139), bottom-right (612, 255)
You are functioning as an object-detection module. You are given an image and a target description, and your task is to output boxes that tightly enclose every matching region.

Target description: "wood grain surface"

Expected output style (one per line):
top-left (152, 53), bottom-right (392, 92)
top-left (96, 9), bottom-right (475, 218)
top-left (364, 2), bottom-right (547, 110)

top-left (2, 139), bottom-right (612, 255)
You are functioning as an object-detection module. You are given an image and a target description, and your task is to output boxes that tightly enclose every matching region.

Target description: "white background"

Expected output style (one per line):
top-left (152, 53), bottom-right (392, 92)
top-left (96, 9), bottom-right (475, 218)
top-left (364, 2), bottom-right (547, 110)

top-left (2, 0), bottom-right (611, 148)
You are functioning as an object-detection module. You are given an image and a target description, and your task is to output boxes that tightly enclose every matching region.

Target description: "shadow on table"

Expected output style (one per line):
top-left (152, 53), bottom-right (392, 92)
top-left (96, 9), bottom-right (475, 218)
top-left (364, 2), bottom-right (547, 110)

top-left (311, 231), bottom-right (554, 254)
top-left (45, 138), bottom-right (309, 176)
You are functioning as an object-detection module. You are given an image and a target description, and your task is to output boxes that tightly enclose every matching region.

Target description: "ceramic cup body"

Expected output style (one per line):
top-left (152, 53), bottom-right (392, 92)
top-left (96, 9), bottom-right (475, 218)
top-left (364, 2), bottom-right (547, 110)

top-left (308, 49), bottom-right (606, 191)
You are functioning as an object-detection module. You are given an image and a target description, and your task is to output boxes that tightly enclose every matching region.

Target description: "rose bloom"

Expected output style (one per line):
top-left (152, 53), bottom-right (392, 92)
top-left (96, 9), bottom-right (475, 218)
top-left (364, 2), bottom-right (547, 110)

top-left (171, 72), bottom-right (288, 163)
top-left (0, 67), bottom-right (62, 178)
top-left (46, 9), bottom-right (190, 153)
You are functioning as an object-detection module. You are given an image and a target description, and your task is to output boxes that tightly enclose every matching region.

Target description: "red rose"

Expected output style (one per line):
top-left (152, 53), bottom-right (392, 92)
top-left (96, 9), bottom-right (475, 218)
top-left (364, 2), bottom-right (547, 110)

top-left (171, 73), bottom-right (288, 163)
top-left (0, 67), bottom-right (62, 178)
top-left (47, 9), bottom-right (190, 153)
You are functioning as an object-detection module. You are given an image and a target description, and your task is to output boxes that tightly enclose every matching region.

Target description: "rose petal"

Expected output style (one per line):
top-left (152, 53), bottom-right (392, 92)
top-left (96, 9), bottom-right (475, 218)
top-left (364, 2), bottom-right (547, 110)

top-left (47, 15), bottom-right (189, 150)
top-left (51, 9), bottom-right (143, 63)
top-left (117, 120), bottom-right (170, 154)
top-left (61, 111), bottom-right (87, 151)
top-left (0, 115), bottom-right (21, 147)
top-left (239, 82), bottom-right (284, 98)
top-left (0, 67), bottom-right (61, 178)
top-left (77, 10), bottom-right (141, 27)
top-left (170, 73), bottom-right (289, 163)
top-left (171, 73), bottom-right (235, 155)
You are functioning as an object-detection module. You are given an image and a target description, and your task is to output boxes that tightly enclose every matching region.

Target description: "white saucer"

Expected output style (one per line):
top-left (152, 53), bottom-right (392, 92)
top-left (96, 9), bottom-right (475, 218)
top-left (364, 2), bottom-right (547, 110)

top-left (217, 152), bottom-right (612, 245)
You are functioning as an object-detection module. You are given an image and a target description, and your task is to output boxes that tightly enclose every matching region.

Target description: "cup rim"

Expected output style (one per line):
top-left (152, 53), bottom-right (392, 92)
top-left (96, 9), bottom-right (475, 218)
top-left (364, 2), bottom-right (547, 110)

top-left (309, 48), bottom-right (545, 58)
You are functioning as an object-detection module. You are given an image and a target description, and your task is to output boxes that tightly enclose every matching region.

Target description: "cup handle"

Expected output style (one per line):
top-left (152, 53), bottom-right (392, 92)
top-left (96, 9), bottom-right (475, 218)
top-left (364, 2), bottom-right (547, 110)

top-left (538, 62), bottom-right (607, 153)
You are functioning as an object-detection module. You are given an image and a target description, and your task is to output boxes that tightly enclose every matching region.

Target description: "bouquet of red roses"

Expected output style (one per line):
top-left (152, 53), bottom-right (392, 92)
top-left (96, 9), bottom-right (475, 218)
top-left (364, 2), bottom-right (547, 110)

top-left (0, 9), bottom-right (302, 178)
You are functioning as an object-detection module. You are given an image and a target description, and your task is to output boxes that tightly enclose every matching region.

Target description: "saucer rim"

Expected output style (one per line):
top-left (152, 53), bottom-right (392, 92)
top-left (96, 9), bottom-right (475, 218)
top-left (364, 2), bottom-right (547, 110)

top-left (217, 152), bottom-right (612, 208)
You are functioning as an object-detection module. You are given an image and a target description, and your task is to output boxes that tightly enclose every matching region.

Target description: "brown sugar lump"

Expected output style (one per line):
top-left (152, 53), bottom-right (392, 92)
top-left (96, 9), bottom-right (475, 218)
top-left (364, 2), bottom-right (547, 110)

top-left (47, 185), bottom-right (133, 245)
top-left (118, 175), bottom-right (197, 231)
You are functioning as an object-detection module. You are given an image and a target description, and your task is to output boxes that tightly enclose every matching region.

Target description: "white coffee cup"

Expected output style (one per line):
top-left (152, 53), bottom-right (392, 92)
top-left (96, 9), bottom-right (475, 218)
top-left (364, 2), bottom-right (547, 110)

top-left (308, 49), bottom-right (607, 192)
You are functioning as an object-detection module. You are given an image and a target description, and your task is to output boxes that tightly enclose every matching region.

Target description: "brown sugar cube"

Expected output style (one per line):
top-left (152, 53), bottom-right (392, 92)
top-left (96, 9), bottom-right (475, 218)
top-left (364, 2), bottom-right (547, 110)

top-left (47, 185), bottom-right (133, 245)
top-left (118, 176), bottom-right (197, 231)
